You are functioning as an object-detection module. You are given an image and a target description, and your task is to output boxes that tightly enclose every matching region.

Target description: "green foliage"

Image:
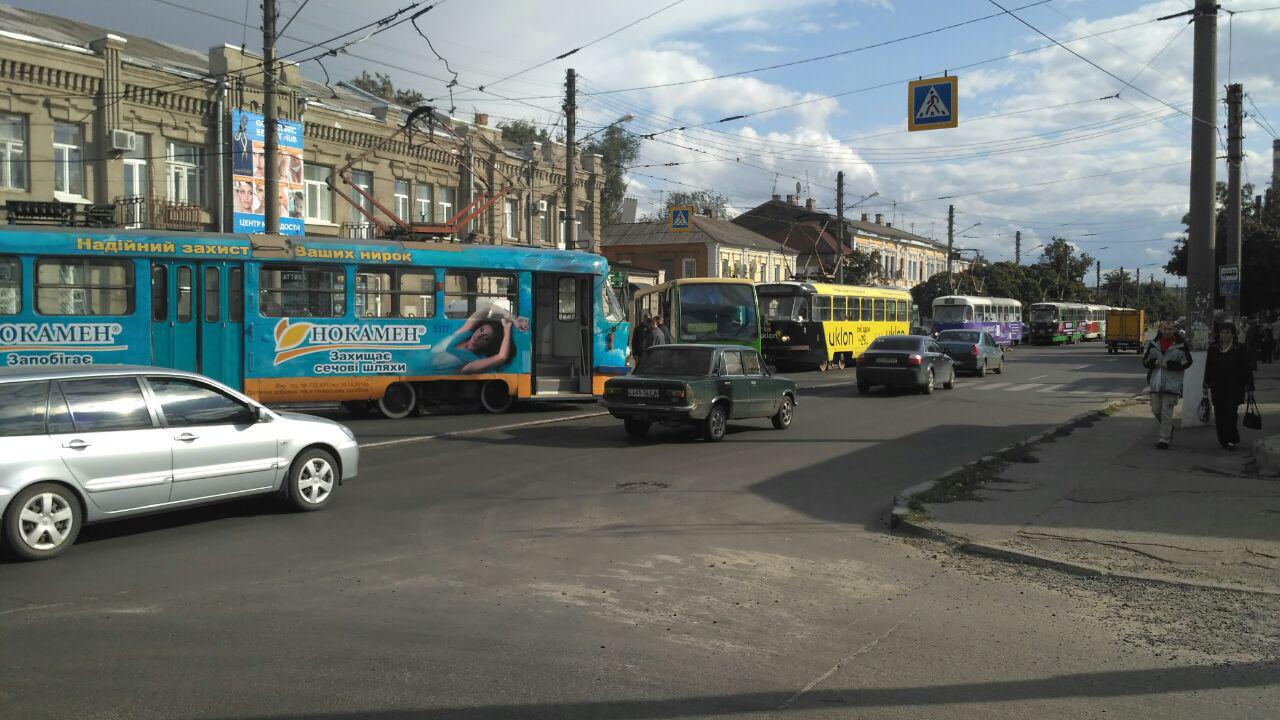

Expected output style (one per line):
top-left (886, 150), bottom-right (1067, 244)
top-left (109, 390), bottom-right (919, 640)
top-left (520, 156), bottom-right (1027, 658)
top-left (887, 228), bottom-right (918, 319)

top-left (840, 249), bottom-right (888, 286)
top-left (583, 126), bottom-right (641, 226)
top-left (1165, 181), bottom-right (1280, 315)
top-left (913, 239), bottom-right (1097, 318)
top-left (497, 119), bottom-right (554, 146)
top-left (656, 190), bottom-right (732, 220)
top-left (349, 71), bottom-right (424, 107)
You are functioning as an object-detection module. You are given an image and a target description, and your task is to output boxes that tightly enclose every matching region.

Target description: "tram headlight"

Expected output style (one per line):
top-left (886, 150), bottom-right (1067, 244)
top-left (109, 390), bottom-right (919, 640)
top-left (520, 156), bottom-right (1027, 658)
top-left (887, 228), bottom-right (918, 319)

top-left (779, 334), bottom-right (790, 343)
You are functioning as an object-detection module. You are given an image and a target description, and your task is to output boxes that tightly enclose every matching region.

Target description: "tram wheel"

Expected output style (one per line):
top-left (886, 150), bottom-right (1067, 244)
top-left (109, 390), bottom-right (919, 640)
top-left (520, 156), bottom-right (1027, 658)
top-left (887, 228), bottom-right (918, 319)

top-left (816, 359), bottom-right (830, 372)
top-left (378, 382), bottom-right (417, 419)
top-left (478, 379), bottom-right (513, 414)
top-left (834, 354), bottom-right (847, 370)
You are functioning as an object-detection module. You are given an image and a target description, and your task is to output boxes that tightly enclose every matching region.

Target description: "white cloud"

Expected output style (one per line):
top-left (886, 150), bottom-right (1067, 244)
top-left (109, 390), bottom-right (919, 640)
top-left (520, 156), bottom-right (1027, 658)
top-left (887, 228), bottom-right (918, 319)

top-left (714, 16), bottom-right (770, 33)
top-left (743, 42), bottom-right (788, 54)
top-left (798, 21), bottom-right (824, 34)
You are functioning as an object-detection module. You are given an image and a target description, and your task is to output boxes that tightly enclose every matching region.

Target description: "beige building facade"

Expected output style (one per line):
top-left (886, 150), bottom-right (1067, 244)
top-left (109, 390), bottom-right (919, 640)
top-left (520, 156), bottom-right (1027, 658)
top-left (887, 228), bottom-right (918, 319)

top-left (0, 4), bottom-right (599, 247)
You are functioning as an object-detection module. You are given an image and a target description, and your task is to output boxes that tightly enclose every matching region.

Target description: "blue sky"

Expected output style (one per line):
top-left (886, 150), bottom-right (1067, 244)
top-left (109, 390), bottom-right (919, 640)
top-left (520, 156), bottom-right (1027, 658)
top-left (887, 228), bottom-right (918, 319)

top-left (17, 0), bottom-right (1280, 283)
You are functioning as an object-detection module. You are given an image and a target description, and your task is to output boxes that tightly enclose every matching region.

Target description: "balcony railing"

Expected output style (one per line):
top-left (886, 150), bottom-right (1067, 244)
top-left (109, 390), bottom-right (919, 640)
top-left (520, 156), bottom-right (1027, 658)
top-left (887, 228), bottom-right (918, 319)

top-left (4, 200), bottom-right (116, 228)
top-left (114, 196), bottom-right (205, 232)
top-left (340, 222), bottom-right (380, 240)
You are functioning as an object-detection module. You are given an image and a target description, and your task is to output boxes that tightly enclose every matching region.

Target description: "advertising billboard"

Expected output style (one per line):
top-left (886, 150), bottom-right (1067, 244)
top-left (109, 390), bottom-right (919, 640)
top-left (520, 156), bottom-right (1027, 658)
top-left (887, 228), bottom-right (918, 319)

top-left (230, 109), bottom-right (305, 235)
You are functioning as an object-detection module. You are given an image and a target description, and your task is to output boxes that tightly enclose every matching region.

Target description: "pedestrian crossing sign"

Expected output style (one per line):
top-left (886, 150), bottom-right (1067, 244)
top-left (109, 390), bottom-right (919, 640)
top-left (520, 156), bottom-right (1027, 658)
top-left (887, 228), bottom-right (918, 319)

top-left (908, 76), bottom-right (958, 131)
top-left (669, 205), bottom-right (693, 232)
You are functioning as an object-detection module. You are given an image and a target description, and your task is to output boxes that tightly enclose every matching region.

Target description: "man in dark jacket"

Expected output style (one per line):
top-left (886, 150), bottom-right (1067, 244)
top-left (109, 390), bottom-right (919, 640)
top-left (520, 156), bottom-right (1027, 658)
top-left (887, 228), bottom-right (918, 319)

top-left (1204, 324), bottom-right (1255, 449)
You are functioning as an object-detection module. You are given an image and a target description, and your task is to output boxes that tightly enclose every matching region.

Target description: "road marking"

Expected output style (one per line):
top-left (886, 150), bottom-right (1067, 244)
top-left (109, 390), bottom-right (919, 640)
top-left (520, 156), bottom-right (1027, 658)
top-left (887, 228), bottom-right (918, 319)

top-left (359, 411), bottom-right (609, 449)
top-left (1008, 383), bottom-right (1040, 392)
top-left (1071, 364), bottom-right (1092, 370)
top-left (1028, 374), bottom-right (1048, 381)
top-left (983, 382), bottom-right (1010, 390)
top-left (1037, 384), bottom-right (1064, 393)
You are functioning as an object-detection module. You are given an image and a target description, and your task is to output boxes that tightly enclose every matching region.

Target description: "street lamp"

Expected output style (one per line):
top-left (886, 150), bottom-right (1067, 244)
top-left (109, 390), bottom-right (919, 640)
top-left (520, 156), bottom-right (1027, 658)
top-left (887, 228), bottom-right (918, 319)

top-left (578, 113), bottom-right (635, 142)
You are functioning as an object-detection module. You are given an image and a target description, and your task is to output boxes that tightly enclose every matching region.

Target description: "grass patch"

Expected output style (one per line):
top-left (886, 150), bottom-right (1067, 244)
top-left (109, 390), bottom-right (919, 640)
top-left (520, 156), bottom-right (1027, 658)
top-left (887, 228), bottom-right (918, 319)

top-left (999, 444), bottom-right (1041, 464)
top-left (908, 456), bottom-right (1010, 511)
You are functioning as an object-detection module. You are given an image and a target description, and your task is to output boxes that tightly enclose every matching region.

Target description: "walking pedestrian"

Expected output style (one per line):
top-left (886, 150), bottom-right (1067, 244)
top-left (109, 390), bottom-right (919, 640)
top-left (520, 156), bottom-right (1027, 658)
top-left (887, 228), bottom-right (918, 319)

top-left (1141, 320), bottom-right (1194, 450)
top-left (655, 315), bottom-right (674, 345)
top-left (1265, 323), bottom-right (1277, 365)
top-left (1246, 319), bottom-right (1262, 370)
top-left (631, 316), bottom-right (650, 366)
top-left (1204, 324), bottom-right (1254, 450)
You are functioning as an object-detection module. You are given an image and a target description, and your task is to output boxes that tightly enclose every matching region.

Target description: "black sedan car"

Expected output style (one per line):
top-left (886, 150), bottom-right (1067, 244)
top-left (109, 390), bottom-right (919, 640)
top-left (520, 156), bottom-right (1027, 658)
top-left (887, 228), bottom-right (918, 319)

top-left (936, 329), bottom-right (1005, 376)
top-left (602, 344), bottom-right (797, 442)
top-left (855, 335), bottom-right (956, 394)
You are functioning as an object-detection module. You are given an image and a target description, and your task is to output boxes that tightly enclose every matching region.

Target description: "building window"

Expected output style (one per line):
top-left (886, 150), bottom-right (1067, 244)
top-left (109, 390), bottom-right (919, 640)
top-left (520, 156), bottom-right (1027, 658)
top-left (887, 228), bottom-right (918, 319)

top-left (681, 258), bottom-right (697, 278)
top-left (504, 199), bottom-right (518, 240)
top-left (36, 258), bottom-right (134, 316)
top-left (349, 169), bottom-right (373, 224)
top-left (302, 165), bottom-right (332, 223)
top-left (538, 205), bottom-right (549, 244)
top-left (415, 183), bottom-right (434, 223)
top-left (166, 140), bottom-right (204, 205)
top-left (394, 180), bottom-right (410, 220)
top-left (437, 186), bottom-right (456, 224)
top-left (721, 258), bottom-right (730, 277)
top-left (122, 134), bottom-right (149, 200)
top-left (0, 114), bottom-right (26, 191)
top-left (53, 123), bottom-right (85, 197)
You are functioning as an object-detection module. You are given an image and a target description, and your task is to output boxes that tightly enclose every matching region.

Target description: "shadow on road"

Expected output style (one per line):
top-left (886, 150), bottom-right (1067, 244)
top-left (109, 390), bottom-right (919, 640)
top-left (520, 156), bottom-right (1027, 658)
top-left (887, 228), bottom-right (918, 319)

top-left (197, 660), bottom-right (1279, 719)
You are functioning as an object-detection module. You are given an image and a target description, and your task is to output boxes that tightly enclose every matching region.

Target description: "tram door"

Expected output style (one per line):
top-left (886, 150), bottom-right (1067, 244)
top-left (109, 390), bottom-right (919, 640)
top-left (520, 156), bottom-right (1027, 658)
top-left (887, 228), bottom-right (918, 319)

top-left (533, 273), bottom-right (592, 395)
top-left (150, 261), bottom-right (244, 388)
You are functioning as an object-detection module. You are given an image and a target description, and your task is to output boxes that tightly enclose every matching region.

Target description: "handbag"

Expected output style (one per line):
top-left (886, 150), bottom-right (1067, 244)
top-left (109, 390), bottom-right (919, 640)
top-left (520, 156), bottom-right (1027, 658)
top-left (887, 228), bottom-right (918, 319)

top-left (1244, 391), bottom-right (1263, 430)
top-left (1197, 396), bottom-right (1212, 424)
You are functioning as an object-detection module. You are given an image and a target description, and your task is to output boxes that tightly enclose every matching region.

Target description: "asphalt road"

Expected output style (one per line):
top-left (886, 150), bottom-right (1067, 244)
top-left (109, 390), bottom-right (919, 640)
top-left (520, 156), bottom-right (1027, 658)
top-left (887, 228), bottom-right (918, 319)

top-left (2, 343), bottom-right (1276, 719)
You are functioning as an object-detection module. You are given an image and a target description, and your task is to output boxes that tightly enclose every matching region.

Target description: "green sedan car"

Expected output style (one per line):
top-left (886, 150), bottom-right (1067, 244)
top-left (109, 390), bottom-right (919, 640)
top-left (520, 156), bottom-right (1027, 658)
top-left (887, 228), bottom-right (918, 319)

top-left (602, 344), bottom-right (797, 441)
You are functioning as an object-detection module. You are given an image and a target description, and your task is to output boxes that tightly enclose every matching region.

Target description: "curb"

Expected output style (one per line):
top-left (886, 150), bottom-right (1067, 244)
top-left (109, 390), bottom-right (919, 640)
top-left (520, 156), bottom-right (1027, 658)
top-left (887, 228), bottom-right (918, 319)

top-left (890, 393), bottom-right (1280, 597)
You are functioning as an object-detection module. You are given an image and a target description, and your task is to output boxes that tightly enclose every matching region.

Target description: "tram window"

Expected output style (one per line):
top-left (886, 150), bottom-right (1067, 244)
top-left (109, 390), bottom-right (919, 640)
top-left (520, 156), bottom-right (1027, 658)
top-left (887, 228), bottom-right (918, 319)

top-left (203, 266), bottom-right (220, 322)
top-left (356, 269), bottom-right (392, 318)
top-left (832, 296), bottom-right (846, 321)
top-left (860, 298), bottom-right (872, 321)
top-left (259, 265), bottom-right (346, 317)
top-left (0, 255), bottom-right (19, 315)
top-left (398, 270), bottom-right (435, 318)
top-left (151, 265), bottom-right (167, 322)
top-left (558, 277), bottom-right (577, 321)
top-left (444, 270), bottom-right (516, 319)
top-left (228, 268), bottom-right (243, 323)
top-left (176, 266), bottom-right (192, 322)
top-left (36, 258), bottom-right (134, 316)
top-left (814, 295), bottom-right (832, 321)
top-left (897, 300), bottom-right (908, 321)
top-left (873, 298), bottom-right (885, 322)
top-left (846, 297), bottom-right (859, 321)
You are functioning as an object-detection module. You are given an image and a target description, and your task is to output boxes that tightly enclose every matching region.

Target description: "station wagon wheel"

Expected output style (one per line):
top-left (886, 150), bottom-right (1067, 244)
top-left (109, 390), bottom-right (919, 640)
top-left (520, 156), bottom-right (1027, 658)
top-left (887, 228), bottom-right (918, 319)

top-left (920, 369), bottom-right (935, 395)
top-left (3, 483), bottom-right (82, 561)
top-left (943, 368), bottom-right (955, 390)
top-left (975, 360), bottom-right (986, 378)
top-left (703, 403), bottom-right (728, 442)
top-left (285, 448), bottom-right (338, 512)
top-left (624, 418), bottom-right (651, 439)
top-left (771, 395), bottom-right (794, 429)
top-left (378, 382), bottom-right (417, 419)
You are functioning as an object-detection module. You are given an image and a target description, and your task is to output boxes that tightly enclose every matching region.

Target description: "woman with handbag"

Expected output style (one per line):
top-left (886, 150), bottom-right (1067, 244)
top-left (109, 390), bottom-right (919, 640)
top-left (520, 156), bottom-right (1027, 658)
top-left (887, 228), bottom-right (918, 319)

top-left (1203, 323), bottom-right (1254, 450)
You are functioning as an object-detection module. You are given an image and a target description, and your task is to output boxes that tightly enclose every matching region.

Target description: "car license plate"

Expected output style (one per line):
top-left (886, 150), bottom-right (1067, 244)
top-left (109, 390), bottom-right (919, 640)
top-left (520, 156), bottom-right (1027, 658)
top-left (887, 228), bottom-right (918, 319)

top-left (876, 357), bottom-right (897, 364)
top-left (628, 388), bottom-right (659, 397)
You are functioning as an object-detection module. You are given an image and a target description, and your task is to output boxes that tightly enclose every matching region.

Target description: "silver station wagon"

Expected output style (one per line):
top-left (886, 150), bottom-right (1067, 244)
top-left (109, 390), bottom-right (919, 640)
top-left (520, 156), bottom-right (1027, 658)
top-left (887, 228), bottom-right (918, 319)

top-left (0, 366), bottom-right (359, 561)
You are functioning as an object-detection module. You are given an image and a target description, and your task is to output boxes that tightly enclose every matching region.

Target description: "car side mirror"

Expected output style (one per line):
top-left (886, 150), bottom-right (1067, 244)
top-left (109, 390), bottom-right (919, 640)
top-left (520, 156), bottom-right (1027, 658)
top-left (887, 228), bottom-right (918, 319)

top-left (254, 405), bottom-right (271, 423)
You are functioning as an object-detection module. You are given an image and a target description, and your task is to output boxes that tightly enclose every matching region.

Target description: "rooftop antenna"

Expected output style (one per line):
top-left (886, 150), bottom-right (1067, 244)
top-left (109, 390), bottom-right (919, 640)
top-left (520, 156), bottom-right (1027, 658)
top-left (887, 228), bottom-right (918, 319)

top-left (771, 173), bottom-right (780, 196)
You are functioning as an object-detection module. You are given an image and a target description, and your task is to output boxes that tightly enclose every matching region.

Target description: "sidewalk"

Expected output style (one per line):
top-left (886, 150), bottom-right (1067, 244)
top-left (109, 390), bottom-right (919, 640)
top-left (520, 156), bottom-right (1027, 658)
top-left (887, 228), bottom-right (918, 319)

top-left (897, 357), bottom-right (1280, 595)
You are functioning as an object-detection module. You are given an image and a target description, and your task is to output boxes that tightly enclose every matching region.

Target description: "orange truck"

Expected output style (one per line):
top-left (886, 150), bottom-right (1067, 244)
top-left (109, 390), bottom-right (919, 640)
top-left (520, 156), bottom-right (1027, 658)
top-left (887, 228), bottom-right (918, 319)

top-left (1105, 308), bottom-right (1145, 354)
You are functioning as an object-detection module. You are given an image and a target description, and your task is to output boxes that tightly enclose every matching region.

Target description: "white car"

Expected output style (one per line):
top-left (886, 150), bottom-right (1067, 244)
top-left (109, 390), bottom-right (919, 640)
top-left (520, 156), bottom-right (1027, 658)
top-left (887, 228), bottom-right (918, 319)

top-left (0, 365), bottom-right (359, 561)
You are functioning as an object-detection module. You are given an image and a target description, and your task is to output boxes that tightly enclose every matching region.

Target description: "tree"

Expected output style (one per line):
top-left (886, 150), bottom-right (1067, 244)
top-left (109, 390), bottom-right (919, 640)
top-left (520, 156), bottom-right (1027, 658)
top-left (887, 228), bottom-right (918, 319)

top-left (1165, 181), bottom-right (1280, 315)
top-left (840, 249), bottom-right (887, 286)
top-left (348, 71), bottom-right (424, 107)
top-left (497, 119), bottom-right (554, 146)
top-left (657, 190), bottom-right (732, 220)
top-left (1036, 237), bottom-right (1094, 301)
top-left (582, 125), bottom-right (641, 226)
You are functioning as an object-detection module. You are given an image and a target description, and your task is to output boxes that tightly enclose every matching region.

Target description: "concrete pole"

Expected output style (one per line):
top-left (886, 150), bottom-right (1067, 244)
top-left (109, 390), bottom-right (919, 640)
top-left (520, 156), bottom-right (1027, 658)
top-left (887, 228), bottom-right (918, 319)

top-left (1015, 230), bottom-right (1021, 265)
top-left (1183, 0), bottom-right (1218, 427)
top-left (263, 0), bottom-right (279, 234)
top-left (836, 171), bottom-right (845, 283)
top-left (1226, 83), bottom-right (1243, 319)
top-left (946, 204), bottom-right (955, 289)
top-left (563, 68), bottom-right (576, 251)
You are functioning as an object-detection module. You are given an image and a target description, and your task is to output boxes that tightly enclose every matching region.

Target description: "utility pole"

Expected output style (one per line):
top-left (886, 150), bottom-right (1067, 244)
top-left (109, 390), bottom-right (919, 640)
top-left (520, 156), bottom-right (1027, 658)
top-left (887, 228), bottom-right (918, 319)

top-left (563, 68), bottom-right (577, 251)
top-left (1096, 259), bottom-right (1101, 297)
top-left (1226, 82), bottom-right (1243, 319)
top-left (946, 204), bottom-right (955, 287)
top-left (1184, 0), bottom-right (1218, 426)
top-left (1187, 0), bottom-right (1218, 338)
top-left (1119, 266), bottom-right (1126, 307)
top-left (836, 171), bottom-right (845, 283)
top-left (1015, 230), bottom-right (1021, 265)
top-left (262, 0), bottom-right (279, 234)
